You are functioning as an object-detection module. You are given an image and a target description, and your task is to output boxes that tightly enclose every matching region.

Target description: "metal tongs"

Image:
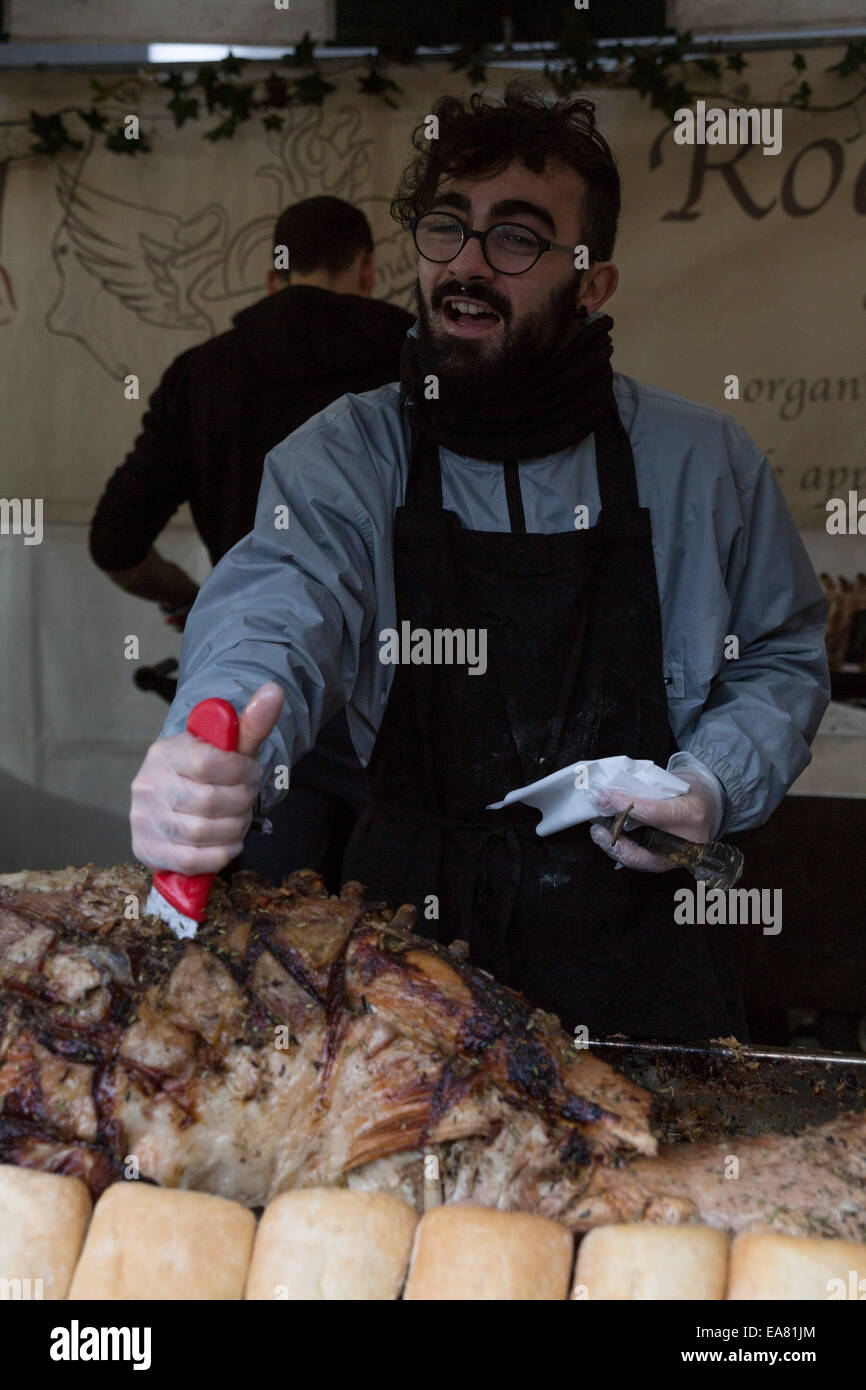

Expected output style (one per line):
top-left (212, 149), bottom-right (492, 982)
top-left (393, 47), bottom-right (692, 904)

top-left (596, 803), bottom-right (744, 890)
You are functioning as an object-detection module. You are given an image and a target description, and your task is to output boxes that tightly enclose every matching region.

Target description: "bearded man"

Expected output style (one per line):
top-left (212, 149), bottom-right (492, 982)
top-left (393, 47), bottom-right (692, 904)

top-left (130, 85), bottom-right (829, 1041)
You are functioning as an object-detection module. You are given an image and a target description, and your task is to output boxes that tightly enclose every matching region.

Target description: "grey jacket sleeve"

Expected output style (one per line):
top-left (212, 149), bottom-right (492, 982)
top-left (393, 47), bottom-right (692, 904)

top-left (159, 411), bottom-right (391, 811)
top-left (676, 445), bottom-right (830, 835)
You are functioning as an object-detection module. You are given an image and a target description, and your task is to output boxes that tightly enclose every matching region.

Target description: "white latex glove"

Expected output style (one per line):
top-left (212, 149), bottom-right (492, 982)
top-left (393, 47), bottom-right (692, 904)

top-left (130, 682), bottom-right (284, 876)
top-left (589, 763), bottom-right (722, 874)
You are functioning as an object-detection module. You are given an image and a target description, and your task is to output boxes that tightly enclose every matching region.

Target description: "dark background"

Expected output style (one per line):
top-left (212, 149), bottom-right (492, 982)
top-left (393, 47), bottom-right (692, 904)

top-left (335, 1), bottom-right (670, 47)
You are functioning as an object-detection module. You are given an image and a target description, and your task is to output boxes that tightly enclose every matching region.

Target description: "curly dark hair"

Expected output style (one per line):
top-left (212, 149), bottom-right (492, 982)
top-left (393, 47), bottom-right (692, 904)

top-left (391, 81), bottom-right (622, 263)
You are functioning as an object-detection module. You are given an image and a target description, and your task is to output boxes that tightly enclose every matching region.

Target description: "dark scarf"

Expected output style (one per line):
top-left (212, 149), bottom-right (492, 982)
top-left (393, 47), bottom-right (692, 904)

top-left (400, 311), bottom-right (618, 462)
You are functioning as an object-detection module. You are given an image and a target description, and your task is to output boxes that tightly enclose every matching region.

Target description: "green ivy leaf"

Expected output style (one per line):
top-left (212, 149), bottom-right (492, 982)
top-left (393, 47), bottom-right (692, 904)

top-left (104, 125), bottom-right (153, 155)
top-left (77, 106), bottom-right (109, 133)
top-left (220, 52), bottom-right (246, 77)
top-left (667, 29), bottom-right (693, 63)
top-left (292, 73), bottom-right (336, 106)
top-left (89, 78), bottom-right (114, 101)
top-left (206, 80), bottom-right (255, 120)
top-left (825, 40), bottom-right (866, 79)
top-left (262, 113), bottom-right (284, 132)
top-left (263, 73), bottom-right (290, 108)
top-left (449, 44), bottom-right (487, 84)
top-left (290, 32), bottom-right (316, 68)
top-left (695, 57), bottom-right (721, 80)
top-left (193, 67), bottom-right (218, 115)
top-left (791, 52), bottom-right (807, 73)
top-left (629, 49), bottom-right (691, 119)
top-left (790, 80), bottom-right (813, 109)
top-left (726, 53), bottom-right (748, 74)
top-left (375, 32), bottom-right (417, 67)
top-left (209, 80), bottom-right (236, 111)
top-left (203, 116), bottom-right (239, 142)
top-left (656, 78), bottom-right (691, 120)
top-left (231, 84), bottom-right (255, 119)
top-left (167, 95), bottom-right (200, 128)
top-left (358, 69), bottom-right (403, 104)
top-left (28, 111), bottom-right (84, 157)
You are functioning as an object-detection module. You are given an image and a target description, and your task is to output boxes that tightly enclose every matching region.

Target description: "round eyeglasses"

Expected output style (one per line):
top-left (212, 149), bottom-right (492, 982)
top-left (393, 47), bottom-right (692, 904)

top-left (409, 212), bottom-right (579, 276)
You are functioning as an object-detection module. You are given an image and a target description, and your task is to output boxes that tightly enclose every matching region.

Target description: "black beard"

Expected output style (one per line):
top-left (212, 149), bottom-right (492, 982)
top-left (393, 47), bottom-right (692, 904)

top-left (414, 276), bottom-right (582, 407)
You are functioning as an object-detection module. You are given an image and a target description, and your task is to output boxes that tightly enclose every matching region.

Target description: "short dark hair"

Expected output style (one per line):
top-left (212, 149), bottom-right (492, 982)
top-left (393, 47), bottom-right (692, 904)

top-left (272, 196), bottom-right (374, 279)
top-left (391, 81), bottom-right (621, 263)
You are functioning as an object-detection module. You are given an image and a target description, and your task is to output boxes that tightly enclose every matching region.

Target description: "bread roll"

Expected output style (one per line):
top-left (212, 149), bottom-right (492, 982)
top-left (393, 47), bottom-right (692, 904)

top-left (573, 1222), bottom-right (728, 1300)
top-left (728, 1230), bottom-right (866, 1300)
top-left (245, 1188), bottom-right (417, 1300)
top-left (403, 1204), bottom-right (573, 1300)
top-left (0, 1164), bottom-right (92, 1300)
top-left (68, 1182), bottom-right (255, 1300)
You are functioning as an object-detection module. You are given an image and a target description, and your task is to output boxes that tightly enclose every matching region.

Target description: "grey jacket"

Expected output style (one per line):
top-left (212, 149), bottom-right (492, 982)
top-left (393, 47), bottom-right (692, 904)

top-left (161, 371), bottom-right (830, 835)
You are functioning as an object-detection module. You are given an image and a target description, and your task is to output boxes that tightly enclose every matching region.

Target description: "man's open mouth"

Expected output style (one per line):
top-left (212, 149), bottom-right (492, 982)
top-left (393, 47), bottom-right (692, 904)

top-left (441, 296), bottom-right (503, 333)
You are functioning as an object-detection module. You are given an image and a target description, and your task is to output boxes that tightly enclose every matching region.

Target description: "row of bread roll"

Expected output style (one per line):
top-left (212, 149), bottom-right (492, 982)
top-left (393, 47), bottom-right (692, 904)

top-left (0, 1167), bottom-right (418, 1301)
top-left (0, 1168), bottom-right (568, 1299)
top-left (575, 1224), bottom-right (866, 1300)
top-left (3, 1163), bottom-right (865, 1300)
top-left (0, 1166), bottom-right (257, 1300)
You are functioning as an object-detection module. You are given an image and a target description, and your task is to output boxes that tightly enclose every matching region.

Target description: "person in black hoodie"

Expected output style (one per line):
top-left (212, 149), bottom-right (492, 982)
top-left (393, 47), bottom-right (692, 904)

top-left (90, 195), bottom-right (414, 886)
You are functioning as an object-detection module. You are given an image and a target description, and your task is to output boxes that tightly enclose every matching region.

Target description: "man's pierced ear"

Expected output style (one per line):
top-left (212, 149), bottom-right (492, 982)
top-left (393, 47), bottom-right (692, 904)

top-left (576, 304), bottom-right (589, 321)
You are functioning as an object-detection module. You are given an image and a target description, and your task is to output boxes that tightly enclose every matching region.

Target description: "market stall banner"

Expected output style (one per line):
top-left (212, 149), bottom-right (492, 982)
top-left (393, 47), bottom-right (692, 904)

top-left (1, 50), bottom-right (864, 527)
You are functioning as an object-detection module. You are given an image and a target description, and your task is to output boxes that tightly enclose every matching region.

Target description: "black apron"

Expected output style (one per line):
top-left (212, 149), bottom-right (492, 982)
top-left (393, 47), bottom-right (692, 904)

top-left (342, 401), bottom-right (747, 1041)
top-left (239, 710), bottom-right (368, 892)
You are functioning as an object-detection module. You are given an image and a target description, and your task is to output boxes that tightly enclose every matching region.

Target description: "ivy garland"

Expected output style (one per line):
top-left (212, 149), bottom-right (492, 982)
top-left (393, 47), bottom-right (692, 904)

top-left (3, 26), bottom-right (865, 164)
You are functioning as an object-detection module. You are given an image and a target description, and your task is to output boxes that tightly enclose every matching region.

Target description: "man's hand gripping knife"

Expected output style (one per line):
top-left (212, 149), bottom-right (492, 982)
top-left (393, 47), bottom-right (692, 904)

top-left (589, 762), bottom-right (724, 873)
top-left (131, 682), bottom-right (285, 880)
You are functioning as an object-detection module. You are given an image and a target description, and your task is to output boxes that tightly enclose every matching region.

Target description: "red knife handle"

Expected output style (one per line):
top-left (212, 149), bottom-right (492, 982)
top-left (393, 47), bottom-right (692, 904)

top-left (152, 698), bottom-right (240, 924)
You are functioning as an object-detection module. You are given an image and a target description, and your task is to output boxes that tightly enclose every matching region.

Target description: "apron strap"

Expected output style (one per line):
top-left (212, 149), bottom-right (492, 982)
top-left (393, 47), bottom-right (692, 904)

top-left (503, 461), bottom-right (526, 534)
top-left (593, 395), bottom-right (641, 511)
top-left (403, 404), bottom-right (443, 510)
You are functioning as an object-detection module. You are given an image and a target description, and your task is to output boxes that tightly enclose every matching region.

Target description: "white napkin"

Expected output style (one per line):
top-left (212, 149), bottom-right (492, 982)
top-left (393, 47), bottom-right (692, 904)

top-left (486, 755), bottom-right (689, 837)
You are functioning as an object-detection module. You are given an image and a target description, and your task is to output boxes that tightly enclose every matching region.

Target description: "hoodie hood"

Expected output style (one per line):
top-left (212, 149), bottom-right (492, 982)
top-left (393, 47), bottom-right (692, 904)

top-left (232, 284), bottom-right (415, 383)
